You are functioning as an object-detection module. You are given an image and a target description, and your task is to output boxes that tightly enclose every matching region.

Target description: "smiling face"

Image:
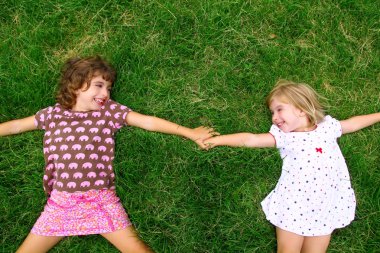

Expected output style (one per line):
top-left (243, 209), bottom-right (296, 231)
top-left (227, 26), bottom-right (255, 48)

top-left (269, 96), bottom-right (313, 133)
top-left (71, 75), bottom-right (112, 112)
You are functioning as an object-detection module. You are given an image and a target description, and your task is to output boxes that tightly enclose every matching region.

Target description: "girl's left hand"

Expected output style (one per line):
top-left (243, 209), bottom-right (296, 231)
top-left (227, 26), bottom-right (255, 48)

top-left (190, 126), bottom-right (219, 149)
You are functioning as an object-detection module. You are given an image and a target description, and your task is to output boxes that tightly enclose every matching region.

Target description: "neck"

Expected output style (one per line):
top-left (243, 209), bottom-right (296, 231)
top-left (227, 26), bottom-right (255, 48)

top-left (295, 123), bottom-right (316, 132)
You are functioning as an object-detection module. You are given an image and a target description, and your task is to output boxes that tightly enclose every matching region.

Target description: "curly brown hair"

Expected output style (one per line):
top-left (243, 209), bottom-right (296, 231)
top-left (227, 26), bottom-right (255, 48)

top-left (56, 56), bottom-right (116, 109)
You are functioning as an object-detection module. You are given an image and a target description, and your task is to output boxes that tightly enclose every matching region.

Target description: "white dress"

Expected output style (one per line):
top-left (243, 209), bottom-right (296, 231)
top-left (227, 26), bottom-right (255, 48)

top-left (261, 115), bottom-right (356, 236)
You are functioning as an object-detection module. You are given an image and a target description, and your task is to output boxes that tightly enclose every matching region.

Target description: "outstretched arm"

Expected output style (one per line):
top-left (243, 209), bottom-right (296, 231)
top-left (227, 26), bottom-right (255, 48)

top-left (205, 132), bottom-right (276, 149)
top-left (340, 112), bottom-right (380, 134)
top-left (125, 111), bottom-right (218, 149)
top-left (0, 115), bottom-right (37, 136)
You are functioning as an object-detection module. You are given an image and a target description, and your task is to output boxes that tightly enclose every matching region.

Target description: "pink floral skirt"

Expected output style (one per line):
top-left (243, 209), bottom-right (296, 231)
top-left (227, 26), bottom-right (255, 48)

top-left (31, 189), bottom-right (132, 236)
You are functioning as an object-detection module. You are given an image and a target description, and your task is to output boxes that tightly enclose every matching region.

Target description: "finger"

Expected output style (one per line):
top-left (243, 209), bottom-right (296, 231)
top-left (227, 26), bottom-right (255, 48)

top-left (200, 126), bottom-right (213, 131)
top-left (195, 139), bottom-right (206, 148)
top-left (198, 143), bottom-right (208, 150)
top-left (205, 142), bottom-right (213, 149)
top-left (204, 142), bottom-right (213, 150)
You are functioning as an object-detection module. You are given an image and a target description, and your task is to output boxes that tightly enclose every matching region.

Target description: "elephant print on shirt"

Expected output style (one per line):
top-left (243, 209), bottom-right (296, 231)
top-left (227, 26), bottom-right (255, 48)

top-left (35, 100), bottom-right (131, 194)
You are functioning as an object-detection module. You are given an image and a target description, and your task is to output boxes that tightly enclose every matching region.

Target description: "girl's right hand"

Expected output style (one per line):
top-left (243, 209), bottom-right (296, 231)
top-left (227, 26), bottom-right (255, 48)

top-left (202, 136), bottom-right (219, 150)
top-left (190, 126), bottom-right (219, 149)
top-left (202, 133), bottom-right (276, 149)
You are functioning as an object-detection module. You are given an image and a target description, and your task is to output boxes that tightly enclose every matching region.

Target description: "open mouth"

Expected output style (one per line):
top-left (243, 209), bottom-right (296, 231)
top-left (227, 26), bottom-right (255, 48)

top-left (277, 122), bottom-right (284, 128)
top-left (94, 98), bottom-right (106, 106)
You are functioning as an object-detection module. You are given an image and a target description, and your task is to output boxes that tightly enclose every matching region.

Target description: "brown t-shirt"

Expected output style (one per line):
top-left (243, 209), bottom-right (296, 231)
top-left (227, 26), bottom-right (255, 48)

top-left (34, 99), bottom-right (131, 194)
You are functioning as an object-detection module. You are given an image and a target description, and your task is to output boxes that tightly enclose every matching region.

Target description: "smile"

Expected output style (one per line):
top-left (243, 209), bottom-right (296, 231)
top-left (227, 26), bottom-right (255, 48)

top-left (94, 98), bottom-right (106, 106)
top-left (277, 122), bottom-right (284, 127)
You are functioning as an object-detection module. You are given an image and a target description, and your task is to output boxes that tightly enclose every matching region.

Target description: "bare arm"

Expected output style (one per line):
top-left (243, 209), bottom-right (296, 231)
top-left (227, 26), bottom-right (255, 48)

top-left (125, 111), bottom-right (217, 149)
top-left (205, 132), bottom-right (276, 149)
top-left (0, 115), bottom-right (37, 136)
top-left (340, 112), bottom-right (380, 134)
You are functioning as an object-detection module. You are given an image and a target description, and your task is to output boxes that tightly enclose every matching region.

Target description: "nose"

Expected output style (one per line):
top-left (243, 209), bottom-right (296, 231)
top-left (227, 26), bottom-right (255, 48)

top-left (101, 87), bottom-right (110, 98)
top-left (272, 112), bottom-right (278, 123)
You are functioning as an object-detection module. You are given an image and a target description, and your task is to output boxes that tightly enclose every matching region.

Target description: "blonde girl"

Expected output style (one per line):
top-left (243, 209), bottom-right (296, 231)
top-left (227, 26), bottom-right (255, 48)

top-left (205, 80), bottom-right (380, 253)
top-left (0, 56), bottom-right (216, 253)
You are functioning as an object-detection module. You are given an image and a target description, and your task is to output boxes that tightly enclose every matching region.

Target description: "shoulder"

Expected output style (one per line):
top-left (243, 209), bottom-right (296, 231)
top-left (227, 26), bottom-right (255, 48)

top-left (320, 115), bottom-right (334, 123)
top-left (103, 99), bottom-right (132, 113)
top-left (318, 115), bottom-right (340, 127)
top-left (101, 100), bottom-right (132, 128)
top-left (35, 104), bottom-right (64, 129)
top-left (35, 104), bottom-right (62, 120)
top-left (269, 124), bottom-right (288, 148)
top-left (269, 124), bottom-right (281, 136)
top-left (318, 115), bottom-right (342, 137)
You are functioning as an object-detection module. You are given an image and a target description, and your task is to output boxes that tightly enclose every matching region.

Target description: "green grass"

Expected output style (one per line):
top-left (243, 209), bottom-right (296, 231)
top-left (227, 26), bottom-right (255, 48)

top-left (1, 0), bottom-right (379, 252)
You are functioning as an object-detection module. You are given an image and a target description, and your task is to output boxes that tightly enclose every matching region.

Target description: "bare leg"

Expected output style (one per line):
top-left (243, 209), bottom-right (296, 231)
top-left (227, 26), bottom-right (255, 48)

top-left (276, 227), bottom-right (304, 253)
top-left (301, 234), bottom-right (331, 253)
top-left (16, 233), bottom-right (64, 253)
top-left (101, 226), bottom-right (154, 253)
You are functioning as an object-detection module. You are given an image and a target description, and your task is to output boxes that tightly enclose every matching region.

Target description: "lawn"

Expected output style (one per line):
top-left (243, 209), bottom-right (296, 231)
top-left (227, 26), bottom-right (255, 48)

top-left (0, 0), bottom-right (379, 252)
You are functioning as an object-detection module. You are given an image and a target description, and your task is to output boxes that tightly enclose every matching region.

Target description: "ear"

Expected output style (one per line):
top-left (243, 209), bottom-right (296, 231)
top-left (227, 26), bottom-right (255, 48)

top-left (298, 109), bottom-right (307, 117)
top-left (74, 89), bottom-right (81, 95)
top-left (75, 83), bottom-right (88, 94)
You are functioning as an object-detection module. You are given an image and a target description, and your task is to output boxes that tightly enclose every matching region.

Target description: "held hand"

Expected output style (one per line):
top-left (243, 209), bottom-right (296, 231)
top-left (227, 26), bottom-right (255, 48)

top-left (202, 136), bottom-right (219, 150)
top-left (190, 126), bottom-right (219, 149)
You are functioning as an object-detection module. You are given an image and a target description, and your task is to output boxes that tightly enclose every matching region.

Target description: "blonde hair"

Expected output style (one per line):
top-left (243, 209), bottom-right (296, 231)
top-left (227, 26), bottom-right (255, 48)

top-left (266, 80), bottom-right (326, 125)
